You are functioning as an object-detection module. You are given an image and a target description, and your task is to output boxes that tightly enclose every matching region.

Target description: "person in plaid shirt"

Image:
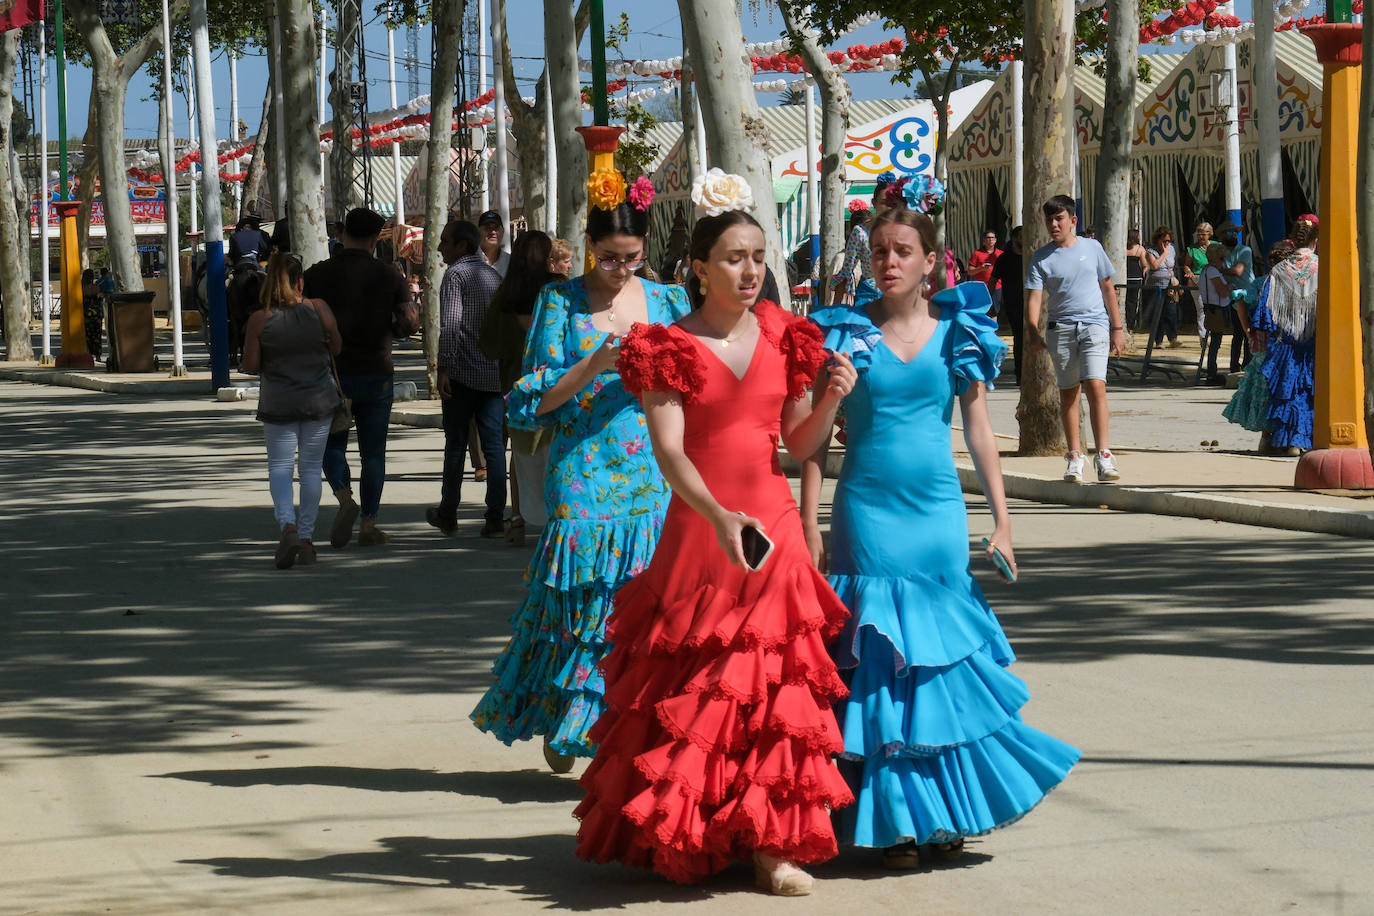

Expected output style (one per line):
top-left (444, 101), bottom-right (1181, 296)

top-left (427, 219), bottom-right (507, 538)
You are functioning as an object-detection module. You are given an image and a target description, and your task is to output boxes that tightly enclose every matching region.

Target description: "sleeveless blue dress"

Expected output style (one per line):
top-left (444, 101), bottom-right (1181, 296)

top-left (811, 283), bottom-right (1080, 849)
top-left (471, 277), bottom-right (692, 756)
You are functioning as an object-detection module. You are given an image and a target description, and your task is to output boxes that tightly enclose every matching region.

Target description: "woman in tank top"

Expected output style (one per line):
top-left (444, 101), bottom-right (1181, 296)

top-left (242, 254), bottom-right (342, 569)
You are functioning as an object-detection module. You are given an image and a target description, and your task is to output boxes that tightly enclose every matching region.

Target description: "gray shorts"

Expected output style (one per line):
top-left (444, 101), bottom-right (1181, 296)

top-left (1047, 321), bottom-right (1109, 388)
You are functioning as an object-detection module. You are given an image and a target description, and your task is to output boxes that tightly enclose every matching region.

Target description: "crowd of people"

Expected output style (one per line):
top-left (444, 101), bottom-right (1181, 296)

top-left (243, 166), bottom-right (1080, 895)
top-left (239, 157), bottom-right (1331, 893)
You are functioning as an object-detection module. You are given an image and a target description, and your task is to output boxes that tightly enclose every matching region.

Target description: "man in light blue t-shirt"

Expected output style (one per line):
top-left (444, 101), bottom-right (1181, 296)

top-left (1025, 194), bottom-right (1127, 483)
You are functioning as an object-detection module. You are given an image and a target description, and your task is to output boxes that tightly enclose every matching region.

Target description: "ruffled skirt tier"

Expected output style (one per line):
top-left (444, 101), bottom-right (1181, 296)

top-left (1223, 352), bottom-right (1271, 433)
top-left (575, 564), bottom-right (853, 884)
top-left (471, 514), bottom-right (661, 755)
top-left (828, 570), bottom-right (1080, 849)
top-left (1261, 339), bottom-right (1315, 449)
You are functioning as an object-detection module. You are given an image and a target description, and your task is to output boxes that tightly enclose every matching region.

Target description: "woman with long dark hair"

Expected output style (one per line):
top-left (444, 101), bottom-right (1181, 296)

top-left (479, 230), bottom-right (559, 545)
top-left (471, 173), bottom-right (691, 772)
top-left (241, 254), bottom-right (342, 569)
top-left (803, 207), bottom-right (1079, 869)
top-left (576, 173), bottom-right (855, 895)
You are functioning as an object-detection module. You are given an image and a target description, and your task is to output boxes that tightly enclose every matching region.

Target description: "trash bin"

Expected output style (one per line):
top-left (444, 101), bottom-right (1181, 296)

top-left (106, 290), bottom-right (157, 373)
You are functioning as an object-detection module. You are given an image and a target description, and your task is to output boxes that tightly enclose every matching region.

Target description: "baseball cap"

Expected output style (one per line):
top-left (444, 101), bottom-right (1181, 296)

top-left (344, 207), bottom-right (387, 238)
top-left (477, 210), bottom-right (503, 227)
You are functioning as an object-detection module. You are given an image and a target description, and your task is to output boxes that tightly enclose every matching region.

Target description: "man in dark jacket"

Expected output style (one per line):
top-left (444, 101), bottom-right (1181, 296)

top-left (303, 207), bottom-right (419, 549)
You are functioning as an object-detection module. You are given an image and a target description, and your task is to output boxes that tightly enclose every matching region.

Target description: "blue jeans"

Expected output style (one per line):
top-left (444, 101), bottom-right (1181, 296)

top-left (438, 382), bottom-right (507, 525)
top-left (323, 374), bottom-right (393, 519)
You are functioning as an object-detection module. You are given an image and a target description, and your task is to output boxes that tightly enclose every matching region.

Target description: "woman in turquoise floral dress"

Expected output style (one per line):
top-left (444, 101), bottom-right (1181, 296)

top-left (471, 173), bottom-right (691, 771)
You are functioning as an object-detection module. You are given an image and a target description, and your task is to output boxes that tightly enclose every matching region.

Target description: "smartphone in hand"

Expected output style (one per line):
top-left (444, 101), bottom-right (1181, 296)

top-left (982, 537), bottom-right (1017, 583)
top-left (741, 525), bottom-right (775, 571)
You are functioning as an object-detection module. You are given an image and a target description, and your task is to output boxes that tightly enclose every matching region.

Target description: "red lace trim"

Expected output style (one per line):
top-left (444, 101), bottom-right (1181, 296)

top-left (616, 322), bottom-right (705, 401)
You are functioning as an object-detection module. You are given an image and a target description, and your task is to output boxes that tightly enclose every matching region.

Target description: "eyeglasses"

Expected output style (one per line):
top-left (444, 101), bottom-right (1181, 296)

top-left (596, 255), bottom-right (643, 272)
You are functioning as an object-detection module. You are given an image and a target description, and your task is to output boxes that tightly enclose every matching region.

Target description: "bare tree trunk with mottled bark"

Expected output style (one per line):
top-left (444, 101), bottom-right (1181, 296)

top-left (1093, 0), bottom-right (1139, 294)
top-left (68, 0), bottom-right (189, 292)
top-left (422, 0), bottom-right (463, 396)
top-left (545, 0), bottom-right (586, 267)
top-left (1017, 0), bottom-right (1075, 456)
top-left (780, 3), bottom-right (851, 301)
top-left (276, 0), bottom-right (327, 267)
top-left (678, 0), bottom-right (787, 289)
top-left (0, 31), bottom-right (32, 358)
top-left (241, 86), bottom-right (272, 217)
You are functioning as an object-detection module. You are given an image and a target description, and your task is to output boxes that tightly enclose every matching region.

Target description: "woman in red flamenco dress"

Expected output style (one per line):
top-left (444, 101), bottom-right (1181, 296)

top-left (574, 203), bottom-right (859, 897)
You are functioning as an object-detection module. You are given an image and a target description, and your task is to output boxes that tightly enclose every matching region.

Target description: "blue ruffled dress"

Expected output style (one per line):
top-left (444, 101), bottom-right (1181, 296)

top-left (811, 282), bottom-right (1080, 849)
top-left (471, 277), bottom-right (692, 756)
top-left (1252, 279), bottom-right (1316, 450)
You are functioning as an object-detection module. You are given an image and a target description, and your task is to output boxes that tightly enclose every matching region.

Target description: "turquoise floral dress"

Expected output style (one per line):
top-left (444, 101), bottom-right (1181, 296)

top-left (471, 276), bottom-right (692, 756)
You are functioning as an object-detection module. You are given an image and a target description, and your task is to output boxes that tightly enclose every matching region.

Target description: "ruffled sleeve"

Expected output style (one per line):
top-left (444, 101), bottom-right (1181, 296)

top-left (809, 304), bottom-right (882, 373)
top-left (779, 317), bottom-right (828, 401)
top-left (507, 282), bottom-right (578, 429)
top-left (931, 281), bottom-right (1008, 395)
top-left (616, 323), bottom-right (705, 402)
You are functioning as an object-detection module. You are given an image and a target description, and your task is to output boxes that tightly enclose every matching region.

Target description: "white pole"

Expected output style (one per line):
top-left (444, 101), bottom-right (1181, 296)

top-left (804, 80), bottom-right (819, 238)
top-left (191, 0), bottom-right (229, 387)
top-left (186, 54), bottom-right (199, 236)
top-left (1254, 0), bottom-right (1284, 248)
top-left (229, 51), bottom-right (241, 216)
top-left (318, 9), bottom-right (328, 180)
top-left (544, 68), bottom-right (556, 232)
top-left (1010, 60), bottom-right (1024, 225)
top-left (39, 27), bottom-right (51, 365)
top-left (1222, 23), bottom-right (1242, 230)
top-left (387, 18), bottom-right (404, 222)
top-left (271, 18), bottom-right (288, 218)
top-left (159, 0), bottom-right (184, 374)
top-left (478, 0), bottom-right (490, 211)
top-left (492, 0), bottom-right (509, 241)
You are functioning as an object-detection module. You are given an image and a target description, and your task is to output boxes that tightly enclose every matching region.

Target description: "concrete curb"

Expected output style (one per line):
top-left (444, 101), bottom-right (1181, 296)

top-left (0, 367), bottom-right (216, 396)
top-left (954, 463), bottom-right (1374, 540)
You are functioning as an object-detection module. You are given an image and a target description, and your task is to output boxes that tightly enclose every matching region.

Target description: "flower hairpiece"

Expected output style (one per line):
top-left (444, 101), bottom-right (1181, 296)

top-left (691, 167), bottom-right (754, 217)
top-left (588, 167), bottom-right (627, 211)
top-left (874, 172), bottom-right (896, 188)
top-left (847, 199), bottom-right (871, 215)
top-left (628, 175), bottom-right (655, 211)
top-left (902, 174), bottom-right (946, 216)
top-left (883, 176), bottom-right (911, 209)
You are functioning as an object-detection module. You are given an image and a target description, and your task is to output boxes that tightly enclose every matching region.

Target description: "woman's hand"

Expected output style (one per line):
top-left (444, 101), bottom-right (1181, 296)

top-left (984, 524), bottom-right (1018, 582)
top-left (712, 509), bottom-right (764, 569)
top-left (803, 522), bottom-right (827, 573)
top-left (587, 334), bottom-right (622, 375)
top-left (818, 351), bottom-right (857, 406)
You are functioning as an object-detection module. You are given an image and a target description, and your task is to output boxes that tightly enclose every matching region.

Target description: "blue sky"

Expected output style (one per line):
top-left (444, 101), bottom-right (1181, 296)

top-left (47, 0), bottom-right (1259, 145)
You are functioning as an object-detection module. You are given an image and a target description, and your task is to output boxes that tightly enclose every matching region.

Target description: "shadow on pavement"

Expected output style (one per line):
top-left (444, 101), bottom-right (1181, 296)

top-left (157, 765), bottom-right (586, 804)
top-left (184, 833), bottom-right (718, 908)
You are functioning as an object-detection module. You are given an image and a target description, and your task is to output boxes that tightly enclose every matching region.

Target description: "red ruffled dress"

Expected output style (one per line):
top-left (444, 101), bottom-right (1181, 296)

top-left (574, 300), bottom-right (854, 884)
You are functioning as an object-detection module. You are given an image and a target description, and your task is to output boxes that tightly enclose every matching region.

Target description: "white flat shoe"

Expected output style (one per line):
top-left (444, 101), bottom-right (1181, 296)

top-left (754, 853), bottom-right (813, 897)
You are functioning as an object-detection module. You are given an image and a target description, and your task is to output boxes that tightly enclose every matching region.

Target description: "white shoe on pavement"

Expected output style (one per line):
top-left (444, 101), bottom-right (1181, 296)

top-left (1064, 450), bottom-right (1085, 482)
top-left (1095, 449), bottom-right (1121, 482)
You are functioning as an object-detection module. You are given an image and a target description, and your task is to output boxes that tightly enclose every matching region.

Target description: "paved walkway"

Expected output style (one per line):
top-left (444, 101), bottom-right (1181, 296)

top-left (5, 337), bottom-right (1372, 540)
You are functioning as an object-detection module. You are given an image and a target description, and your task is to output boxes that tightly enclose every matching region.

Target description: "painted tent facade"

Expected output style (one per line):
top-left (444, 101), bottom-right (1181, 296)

top-left (947, 32), bottom-right (1322, 263)
top-left (1128, 31), bottom-right (1320, 254)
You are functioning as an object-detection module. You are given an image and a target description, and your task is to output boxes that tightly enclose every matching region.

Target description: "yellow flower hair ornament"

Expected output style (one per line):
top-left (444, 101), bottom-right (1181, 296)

top-left (588, 167), bottom-right (627, 211)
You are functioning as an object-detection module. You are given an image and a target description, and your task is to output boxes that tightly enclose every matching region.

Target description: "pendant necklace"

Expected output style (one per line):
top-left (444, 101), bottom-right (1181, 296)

top-left (720, 313), bottom-right (753, 348)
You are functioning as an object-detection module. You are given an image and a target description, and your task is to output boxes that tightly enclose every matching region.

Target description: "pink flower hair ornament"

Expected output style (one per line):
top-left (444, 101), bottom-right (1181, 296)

top-left (628, 175), bottom-right (655, 211)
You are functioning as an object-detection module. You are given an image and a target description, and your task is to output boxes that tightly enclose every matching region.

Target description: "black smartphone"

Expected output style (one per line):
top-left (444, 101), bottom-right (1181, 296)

top-left (740, 525), bottom-right (775, 571)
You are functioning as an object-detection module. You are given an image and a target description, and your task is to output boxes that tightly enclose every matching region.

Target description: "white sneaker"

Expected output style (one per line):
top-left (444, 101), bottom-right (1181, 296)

top-left (1095, 450), bottom-right (1120, 482)
top-left (1064, 451), bottom-right (1085, 482)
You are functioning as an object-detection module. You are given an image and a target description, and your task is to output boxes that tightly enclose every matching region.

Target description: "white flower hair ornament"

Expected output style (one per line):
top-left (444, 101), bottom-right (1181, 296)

top-left (691, 168), bottom-right (755, 217)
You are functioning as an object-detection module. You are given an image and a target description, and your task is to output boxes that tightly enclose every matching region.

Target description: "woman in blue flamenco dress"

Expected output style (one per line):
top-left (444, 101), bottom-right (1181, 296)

top-left (1253, 222), bottom-right (1318, 455)
top-left (801, 207), bottom-right (1079, 869)
top-left (471, 177), bottom-right (691, 771)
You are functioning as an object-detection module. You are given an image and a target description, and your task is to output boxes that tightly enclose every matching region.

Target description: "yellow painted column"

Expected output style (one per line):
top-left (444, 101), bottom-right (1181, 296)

top-left (53, 200), bottom-right (93, 369)
top-left (1296, 23), bottom-right (1371, 488)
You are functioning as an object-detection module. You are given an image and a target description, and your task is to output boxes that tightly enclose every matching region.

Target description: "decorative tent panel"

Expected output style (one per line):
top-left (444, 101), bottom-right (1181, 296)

top-left (949, 69), bottom-right (1014, 169)
top-left (772, 81), bottom-right (992, 184)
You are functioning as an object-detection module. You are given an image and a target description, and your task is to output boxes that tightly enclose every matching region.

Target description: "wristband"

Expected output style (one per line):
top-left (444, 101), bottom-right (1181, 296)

top-left (1110, 326), bottom-right (1123, 331)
